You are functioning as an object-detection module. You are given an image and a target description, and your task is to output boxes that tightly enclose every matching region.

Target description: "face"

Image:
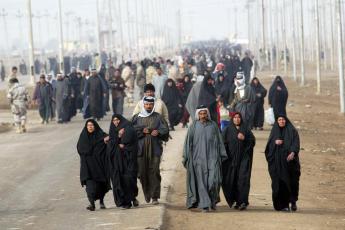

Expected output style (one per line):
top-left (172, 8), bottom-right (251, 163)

top-left (253, 79), bottom-right (258, 85)
top-left (92, 71), bottom-right (97, 76)
top-left (145, 90), bottom-right (155, 97)
top-left (198, 110), bottom-right (208, 122)
top-left (233, 114), bottom-right (241, 126)
top-left (184, 76), bottom-right (189, 82)
top-left (218, 100), bottom-right (224, 107)
top-left (157, 69), bottom-right (162, 75)
top-left (86, 122), bottom-right (95, 133)
top-left (112, 117), bottom-right (120, 127)
top-left (219, 76), bottom-right (224, 82)
top-left (278, 117), bottom-right (286, 128)
top-left (167, 81), bottom-right (173, 87)
top-left (143, 102), bottom-right (154, 112)
top-left (39, 77), bottom-right (45, 83)
top-left (115, 70), bottom-right (121, 77)
top-left (47, 76), bottom-right (52, 81)
top-left (207, 78), bottom-right (214, 85)
top-left (85, 70), bottom-right (90, 76)
top-left (12, 69), bottom-right (17, 74)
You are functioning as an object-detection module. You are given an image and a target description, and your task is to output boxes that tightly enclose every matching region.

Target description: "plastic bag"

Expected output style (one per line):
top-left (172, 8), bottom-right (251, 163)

top-left (265, 108), bottom-right (275, 125)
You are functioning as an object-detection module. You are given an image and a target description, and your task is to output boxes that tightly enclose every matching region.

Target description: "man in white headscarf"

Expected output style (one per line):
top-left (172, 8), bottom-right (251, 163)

top-left (183, 105), bottom-right (227, 212)
top-left (132, 96), bottom-right (169, 206)
top-left (228, 72), bottom-right (256, 127)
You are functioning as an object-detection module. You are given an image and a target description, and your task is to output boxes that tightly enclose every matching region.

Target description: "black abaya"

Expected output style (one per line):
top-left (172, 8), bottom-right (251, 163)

top-left (251, 78), bottom-right (267, 128)
top-left (107, 114), bottom-right (138, 207)
top-left (265, 116), bottom-right (300, 211)
top-left (162, 79), bottom-right (183, 127)
top-left (268, 76), bottom-right (288, 119)
top-left (222, 114), bottom-right (256, 207)
top-left (77, 119), bottom-right (111, 203)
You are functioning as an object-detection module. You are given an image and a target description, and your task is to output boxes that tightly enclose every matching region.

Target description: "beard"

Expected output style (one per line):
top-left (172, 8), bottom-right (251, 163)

top-left (145, 109), bottom-right (153, 113)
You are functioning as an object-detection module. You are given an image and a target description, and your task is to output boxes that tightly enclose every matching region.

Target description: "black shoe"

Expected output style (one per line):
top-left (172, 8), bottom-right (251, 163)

top-left (291, 202), bottom-right (297, 212)
top-left (211, 204), bottom-right (217, 210)
top-left (239, 203), bottom-right (247, 211)
top-left (152, 199), bottom-right (159, 205)
top-left (132, 199), bottom-right (139, 207)
top-left (121, 205), bottom-right (132, 209)
top-left (202, 207), bottom-right (209, 213)
top-left (100, 202), bottom-right (106, 209)
top-left (281, 207), bottom-right (291, 212)
top-left (234, 204), bottom-right (239, 210)
top-left (145, 197), bottom-right (151, 204)
top-left (86, 204), bottom-right (95, 211)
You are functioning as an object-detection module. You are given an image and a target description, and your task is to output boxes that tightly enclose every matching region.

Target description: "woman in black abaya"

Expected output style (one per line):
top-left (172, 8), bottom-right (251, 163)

top-left (222, 112), bottom-right (255, 210)
top-left (198, 72), bottom-right (218, 123)
top-left (268, 76), bottom-right (288, 119)
top-left (77, 119), bottom-right (111, 211)
top-left (107, 114), bottom-right (139, 209)
top-left (162, 79), bottom-right (183, 131)
top-left (265, 115), bottom-right (300, 211)
top-left (251, 77), bottom-right (267, 130)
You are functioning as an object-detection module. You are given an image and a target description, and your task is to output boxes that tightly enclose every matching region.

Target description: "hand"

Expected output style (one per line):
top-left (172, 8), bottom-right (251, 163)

top-left (178, 104), bottom-right (183, 108)
top-left (104, 136), bottom-right (109, 143)
top-left (143, 128), bottom-right (150, 134)
top-left (71, 94), bottom-right (75, 98)
top-left (256, 93), bottom-right (261, 97)
top-left (287, 152), bottom-right (295, 162)
top-left (103, 93), bottom-right (107, 97)
top-left (118, 128), bottom-right (125, 137)
top-left (237, 132), bottom-right (245, 141)
top-left (151, 130), bottom-right (159, 137)
top-left (119, 144), bottom-right (125, 149)
top-left (275, 139), bottom-right (283, 145)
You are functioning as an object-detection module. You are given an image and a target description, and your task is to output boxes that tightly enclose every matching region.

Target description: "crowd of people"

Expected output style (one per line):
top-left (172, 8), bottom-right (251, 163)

top-left (4, 40), bottom-right (300, 213)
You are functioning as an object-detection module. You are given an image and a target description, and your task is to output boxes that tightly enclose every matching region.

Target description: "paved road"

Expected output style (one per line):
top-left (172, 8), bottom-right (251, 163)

top-left (0, 106), bottom-right (186, 230)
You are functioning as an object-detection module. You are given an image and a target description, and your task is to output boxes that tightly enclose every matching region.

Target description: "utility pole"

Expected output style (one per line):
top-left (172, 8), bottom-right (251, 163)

top-left (291, 0), bottom-right (297, 81)
top-left (58, 0), bottom-right (64, 74)
top-left (261, 0), bottom-right (266, 55)
top-left (336, 0), bottom-right (345, 113)
top-left (117, 0), bottom-right (125, 60)
top-left (329, 0), bottom-right (335, 71)
top-left (0, 8), bottom-right (9, 58)
top-left (300, 0), bottom-right (305, 86)
top-left (26, 0), bottom-right (35, 84)
top-left (96, 0), bottom-right (101, 55)
top-left (177, 9), bottom-right (182, 50)
top-left (275, 0), bottom-right (279, 70)
top-left (135, 0), bottom-right (140, 59)
top-left (15, 10), bottom-right (24, 48)
top-left (315, 0), bottom-right (321, 94)
top-left (269, 0), bottom-right (274, 71)
top-left (108, 0), bottom-right (114, 58)
top-left (282, 0), bottom-right (288, 74)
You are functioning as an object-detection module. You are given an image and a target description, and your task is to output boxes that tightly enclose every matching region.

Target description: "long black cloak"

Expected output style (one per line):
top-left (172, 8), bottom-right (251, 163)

top-left (268, 76), bottom-right (288, 119)
top-left (77, 119), bottom-right (111, 201)
top-left (107, 114), bottom-right (138, 207)
top-left (85, 75), bottom-right (106, 119)
top-left (222, 113), bottom-right (255, 207)
top-left (251, 78), bottom-right (267, 128)
top-left (265, 115), bottom-right (300, 210)
top-left (162, 79), bottom-right (183, 126)
top-left (198, 74), bottom-right (218, 123)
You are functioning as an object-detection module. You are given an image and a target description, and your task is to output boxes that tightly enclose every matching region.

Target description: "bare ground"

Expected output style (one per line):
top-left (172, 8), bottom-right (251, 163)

top-left (162, 70), bottom-right (345, 230)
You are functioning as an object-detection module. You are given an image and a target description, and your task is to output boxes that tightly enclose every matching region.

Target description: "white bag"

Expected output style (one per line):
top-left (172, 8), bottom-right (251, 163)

top-left (265, 108), bottom-right (275, 125)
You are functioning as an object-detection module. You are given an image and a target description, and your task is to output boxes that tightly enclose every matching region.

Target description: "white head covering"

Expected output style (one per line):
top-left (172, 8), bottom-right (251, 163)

top-left (195, 106), bottom-right (211, 120)
top-left (138, 96), bottom-right (156, 118)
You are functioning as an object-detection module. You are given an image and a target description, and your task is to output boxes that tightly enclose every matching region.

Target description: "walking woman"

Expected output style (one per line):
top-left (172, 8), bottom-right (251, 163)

top-left (251, 77), bottom-right (267, 130)
top-left (77, 119), bottom-right (110, 211)
top-left (265, 115), bottom-right (300, 211)
top-left (107, 114), bottom-right (139, 209)
top-left (222, 112), bottom-right (256, 210)
top-left (268, 76), bottom-right (288, 119)
top-left (162, 79), bottom-right (183, 131)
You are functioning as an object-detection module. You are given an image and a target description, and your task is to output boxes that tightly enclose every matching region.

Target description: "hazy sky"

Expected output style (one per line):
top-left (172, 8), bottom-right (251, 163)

top-left (0, 0), bottom-right (252, 51)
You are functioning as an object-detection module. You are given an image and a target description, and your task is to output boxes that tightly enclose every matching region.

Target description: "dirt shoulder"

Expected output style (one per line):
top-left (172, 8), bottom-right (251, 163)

top-left (162, 71), bottom-right (345, 230)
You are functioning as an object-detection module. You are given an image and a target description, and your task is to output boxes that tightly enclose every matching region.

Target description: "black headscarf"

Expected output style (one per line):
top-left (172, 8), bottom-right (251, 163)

top-left (109, 114), bottom-right (131, 140)
top-left (77, 119), bottom-right (107, 155)
top-left (198, 73), bottom-right (216, 107)
top-left (215, 74), bottom-right (226, 96)
top-left (162, 79), bottom-right (181, 107)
